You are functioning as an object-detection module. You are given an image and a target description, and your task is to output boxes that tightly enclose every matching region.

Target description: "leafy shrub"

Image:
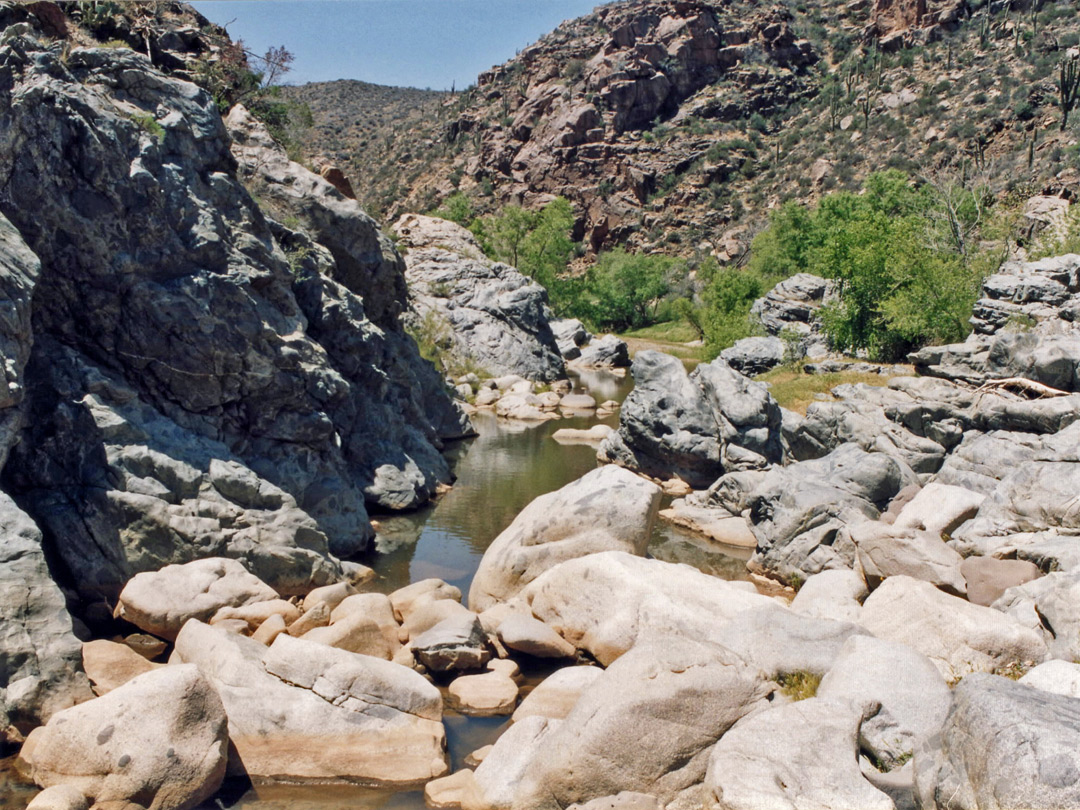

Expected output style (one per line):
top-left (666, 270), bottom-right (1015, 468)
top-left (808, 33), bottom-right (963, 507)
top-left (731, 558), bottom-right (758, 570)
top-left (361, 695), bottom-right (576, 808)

top-left (575, 250), bottom-right (677, 332)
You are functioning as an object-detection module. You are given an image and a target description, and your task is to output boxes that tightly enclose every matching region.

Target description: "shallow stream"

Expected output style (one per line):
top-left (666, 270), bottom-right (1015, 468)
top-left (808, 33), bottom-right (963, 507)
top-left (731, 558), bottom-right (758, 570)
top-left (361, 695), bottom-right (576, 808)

top-left (1, 369), bottom-right (751, 810)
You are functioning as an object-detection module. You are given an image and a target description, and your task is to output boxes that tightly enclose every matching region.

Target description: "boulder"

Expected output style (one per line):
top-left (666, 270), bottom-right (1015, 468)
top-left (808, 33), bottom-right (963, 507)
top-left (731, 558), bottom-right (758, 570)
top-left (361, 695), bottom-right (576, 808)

top-left (392, 214), bottom-right (565, 382)
top-left (463, 716), bottom-right (557, 810)
top-left (509, 639), bottom-right (773, 810)
top-left (518, 552), bottom-right (775, 665)
top-left (114, 557), bottom-right (279, 640)
top-left (25, 786), bottom-right (88, 810)
top-left (790, 569), bottom-right (868, 623)
top-left (598, 352), bottom-right (782, 488)
top-left (742, 443), bottom-right (917, 584)
top-left (657, 501), bottom-right (757, 548)
top-left (287, 600), bottom-right (331, 636)
top-left (550, 319), bottom-right (592, 359)
top-left (172, 620), bottom-right (447, 784)
top-left (860, 576), bottom-right (1048, 681)
top-left (497, 613), bottom-right (577, 658)
top-left (391, 579), bottom-right (462, 623)
top-left (0, 493), bottom-right (93, 736)
top-left (551, 424), bottom-right (614, 445)
top-left (81, 640), bottom-right (159, 696)
top-left (785, 398), bottom-right (947, 474)
top-left (892, 482), bottom-right (985, 536)
top-left (559, 393), bottom-right (597, 411)
top-left (513, 666), bottom-right (604, 721)
top-left (709, 604), bottom-right (872, 678)
top-left (574, 335), bottom-right (630, 368)
top-left (210, 599), bottom-right (300, 630)
top-left (448, 671), bottom-right (519, 716)
top-left (468, 465), bottom-right (661, 611)
top-left (704, 698), bottom-right (893, 810)
top-left (1020, 659), bottom-right (1080, 698)
top-left (992, 572), bottom-right (1080, 661)
top-left (720, 335), bottom-right (787, 376)
top-left (18, 665), bottom-right (228, 810)
top-left (426, 769), bottom-right (478, 810)
top-left (960, 556), bottom-right (1041, 607)
top-left (251, 614), bottom-right (287, 646)
top-left (818, 635), bottom-right (951, 770)
top-left (301, 609), bottom-right (397, 659)
top-left (749, 272), bottom-right (833, 358)
top-left (410, 613), bottom-right (491, 672)
top-left (914, 673), bottom-right (1080, 810)
top-left (850, 522), bottom-right (967, 595)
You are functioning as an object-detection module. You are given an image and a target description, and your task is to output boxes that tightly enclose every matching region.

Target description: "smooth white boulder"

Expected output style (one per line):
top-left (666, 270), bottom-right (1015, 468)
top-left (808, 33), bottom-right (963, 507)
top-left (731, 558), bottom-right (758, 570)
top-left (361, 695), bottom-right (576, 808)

top-left (860, 575), bottom-right (1048, 681)
top-left (517, 552), bottom-right (775, 665)
top-left (115, 557), bottom-right (277, 640)
top-left (469, 466), bottom-right (661, 611)
top-left (704, 698), bottom-right (894, 810)
top-left (18, 665), bottom-right (228, 810)
top-left (172, 620), bottom-right (447, 784)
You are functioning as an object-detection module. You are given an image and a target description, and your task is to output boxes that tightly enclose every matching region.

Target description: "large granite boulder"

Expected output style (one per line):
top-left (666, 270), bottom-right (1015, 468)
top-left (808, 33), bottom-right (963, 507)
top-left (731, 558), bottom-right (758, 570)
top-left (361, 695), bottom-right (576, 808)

top-left (910, 254), bottom-right (1080, 391)
top-left (392, 213), bottom-right (566, 382)
top-left (468, 465), bottom-right (661, 611)
top-left (914, 673), bottom-right (1080, 810)
top-left (172, 620), bottom-right (448, 784)
top-left (720, 335), bottom-right (786, 376)
top-left (0, 33), bottom-right (467, 603)
top-left (18, 665), bottom-right (228, 810)
top-left (704, 697), bottom-right (893, 810)
top-left (515, 552), bottom-right (775, 665)
top-left (115, 557), bottom-right (279, 640)
top-left (859, 576), bottom-right (1048, 681)
top-left (598, 351), bottom-right (783, 487)
top-left (749, 272), bottom-right (833, 358)
top-left (477, 639), bottom-right (773, 810)
top-left (574, 334), bottom-right (631, 369)
top-left (818, 635), bottom-right (951, 770)
top-left (736, 443), bottom-right (917, 584)
top-left (0, 493), bottom-right (93, 741)
top-left (992, 572), bottom-right (1080, 662)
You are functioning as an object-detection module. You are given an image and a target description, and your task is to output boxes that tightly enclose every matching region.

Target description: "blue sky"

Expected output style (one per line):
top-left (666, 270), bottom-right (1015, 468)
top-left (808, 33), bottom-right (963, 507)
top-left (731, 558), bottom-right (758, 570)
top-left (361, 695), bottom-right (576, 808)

top-left (190, 1), bottom-right (607, 90)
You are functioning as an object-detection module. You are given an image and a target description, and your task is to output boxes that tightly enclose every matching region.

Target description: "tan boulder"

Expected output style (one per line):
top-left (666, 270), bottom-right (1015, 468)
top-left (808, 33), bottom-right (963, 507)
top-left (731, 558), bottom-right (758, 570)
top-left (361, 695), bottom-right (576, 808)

top-left (469, 466), bottom-right (661, 612)
top-left (513, 666), bottom-right (603, 722)
top-left (448, 672), bottom-right (519, 716)
top-left (114, 557), bottom-right (277, 640)
top-left (81, 639), bottom-right (159, 696)
top-left (18, 665), bottom-right (228, 810)
top-left (173, 621), bottom-right (448, 784)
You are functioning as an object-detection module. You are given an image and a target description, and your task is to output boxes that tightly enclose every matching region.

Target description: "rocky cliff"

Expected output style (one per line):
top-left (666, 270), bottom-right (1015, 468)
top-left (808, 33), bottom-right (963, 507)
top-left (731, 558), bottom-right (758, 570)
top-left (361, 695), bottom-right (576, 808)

top-left (290, 0), bottom-right (1079, 259)
top-left (0, 3), bottom-right (469, 734)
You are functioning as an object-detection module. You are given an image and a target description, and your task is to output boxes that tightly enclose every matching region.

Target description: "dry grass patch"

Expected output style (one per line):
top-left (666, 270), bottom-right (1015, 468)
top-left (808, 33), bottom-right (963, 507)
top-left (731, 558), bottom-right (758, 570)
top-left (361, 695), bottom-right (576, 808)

top-left (754, 368), bottom-right (896, 415)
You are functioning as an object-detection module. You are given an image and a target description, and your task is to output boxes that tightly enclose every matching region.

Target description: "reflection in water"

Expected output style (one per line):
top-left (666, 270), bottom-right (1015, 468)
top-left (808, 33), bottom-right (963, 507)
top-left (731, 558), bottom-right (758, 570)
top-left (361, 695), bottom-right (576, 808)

top-left (5, 370), bottom-right (752, 810)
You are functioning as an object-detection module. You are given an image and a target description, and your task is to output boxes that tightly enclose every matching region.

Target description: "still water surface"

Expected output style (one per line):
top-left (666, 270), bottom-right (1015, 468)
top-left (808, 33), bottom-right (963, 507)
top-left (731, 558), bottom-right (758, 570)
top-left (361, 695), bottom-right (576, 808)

top-left (1, 369), bottom-right (750, 810)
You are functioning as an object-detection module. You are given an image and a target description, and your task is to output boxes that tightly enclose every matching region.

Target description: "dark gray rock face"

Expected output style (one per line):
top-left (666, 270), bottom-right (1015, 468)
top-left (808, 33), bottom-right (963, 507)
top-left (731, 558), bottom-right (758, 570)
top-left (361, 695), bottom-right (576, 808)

top-left (0, 34), bottom-right (466, 596)
top-left (749, 272), bottom-right (833, 358)
top-left (574, 334), bottom-right (631, 369)
top-left (550, 318), bottom-right (592, 360)
top-left (0, 492), bottom-right (93, 741)
top-left (914, 674), bottom-right (1080, 810)
top-left (720, 335), bottom-right (786, 376)
top-left (391, 214), bottom-right (566, 382)
top-left (911, 254), bottom-right (1080, 391)
top-left (739, 443), bottom-right (917, 583)
top-left (0, 213), bottom-right (38, 470)
top-left (598, 351), bottom-right (782, 487)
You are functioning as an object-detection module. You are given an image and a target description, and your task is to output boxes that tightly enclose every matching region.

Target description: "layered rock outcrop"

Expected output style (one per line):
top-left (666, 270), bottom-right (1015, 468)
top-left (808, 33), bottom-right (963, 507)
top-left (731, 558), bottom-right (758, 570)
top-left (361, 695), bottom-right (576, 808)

top-left (391, 213), bottom-right (565, 382)
top-left (0, 29), bottom-right (468, 605)
top-left (598, 351), bottom-right (783, 487)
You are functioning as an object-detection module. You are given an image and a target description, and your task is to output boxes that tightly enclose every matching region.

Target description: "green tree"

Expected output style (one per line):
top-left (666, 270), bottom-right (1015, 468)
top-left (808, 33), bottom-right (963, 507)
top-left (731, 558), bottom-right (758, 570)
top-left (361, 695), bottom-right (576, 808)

top-left (580, 250), bottom-right (675, 331)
